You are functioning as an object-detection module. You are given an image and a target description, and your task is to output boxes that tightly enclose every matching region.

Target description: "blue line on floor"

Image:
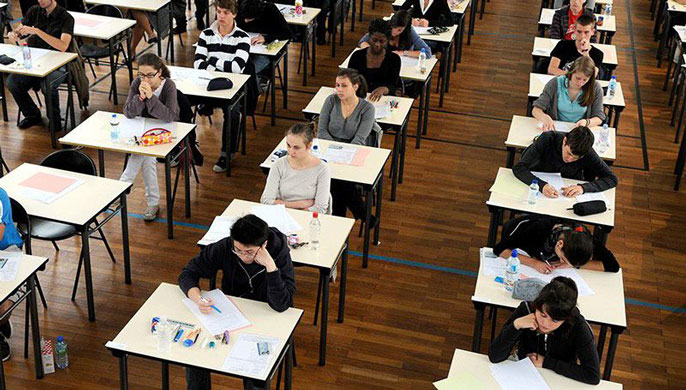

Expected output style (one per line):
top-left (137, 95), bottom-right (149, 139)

top-left (117, 211), bottom-right (685, 314)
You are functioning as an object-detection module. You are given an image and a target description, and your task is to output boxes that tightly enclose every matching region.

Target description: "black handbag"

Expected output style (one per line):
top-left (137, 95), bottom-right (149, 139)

top-left (572, 200), bottom-right (606, 216)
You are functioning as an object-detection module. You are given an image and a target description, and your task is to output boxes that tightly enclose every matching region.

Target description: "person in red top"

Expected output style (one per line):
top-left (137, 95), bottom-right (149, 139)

top-left (550, 0), bottom-right (595, 42)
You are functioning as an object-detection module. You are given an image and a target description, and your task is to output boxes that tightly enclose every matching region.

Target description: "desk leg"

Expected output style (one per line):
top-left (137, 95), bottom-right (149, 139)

top-left (479, 0), bottom-right (485, 19)
top-left (675, 125), bottom-right (686, 190)
top-left (312, 22), bottom-right (317, 77)
top-left (285, 341), bottom-right (293, 390)
top-left (82, 228), bottom-right (96, 321)
top-left (98, 150), bottom-right (105, 177)
top-left (363, 187), bottom-right (372, 268)
top-left (390, 129), bottom-right (399, 201)
top-left (109, 39), bottom-right (118, 105)
top-left (422, 76), bottom-right (431, 137)
top-left (164, 160), bottom-right (174, 239)
top-left (318, 269), bottom-right (329, 366)
top-left (658, 12), bottom-right (671, 68)
top-left (603, 327), bottom-right (623, 380)
top-left (161, 361), bottom-right (169, 390)
top-left (445, 41), bottom-right (453, 92)
top-left (506, 147), bottom-right (515, 168)
top-left (338, 241), bottom-right (348, 323)
top-left (121, 194), bottom-right (131, 284)
top-left (184, 139), bottom-right (191, 218)
top-left (126, 31), bottom-right (134, 83)
top-left (468, 0), bottom-right (477, 45)
top-left (28, 275), bottom-right (43, 379)
top-left (416, 80), bottom-right (426, 149)
top-left (168, 4), bottom-right (175, 63)
top-left (41, 78), bottom-right (57, 149)
top-left (471, 302), bottom-right (486, 352)
top-left (283, 50), bottom-right (289, 110)
top-left (270, 59), bottom-right (276, 126)
top-left (0, 359), bottom-right (4, 390)
top-left (359, 0), bottom-right (364, 22)
top-left (0, 75), bottom-right (7, 122)
top-left (374, 175), bottom-right (383, 245)
top-left (456, 16), bottom-right (464, 67)
top-left (612, 108), bottom-right (622, 131)
top-left (156, 12), bottom-right (163, 58)
top-left (119, 354), bottom-right (129, 390)
top-left (351, 0), bottom-right (356, 31)
top-left (439, 44), bottom-right (447, 107)
top-left (399, 121), bottom-right (407, 184)
top-left (487, 207), bottom-right (501, 247)
top-left (597, 324), bottom-right (607, 361)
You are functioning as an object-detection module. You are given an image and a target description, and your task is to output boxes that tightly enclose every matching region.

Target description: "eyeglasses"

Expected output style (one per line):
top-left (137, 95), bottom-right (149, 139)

top-left (137, 71), bottom-right (159, 79)
top-left (231, 247), bottom-right (259, 258)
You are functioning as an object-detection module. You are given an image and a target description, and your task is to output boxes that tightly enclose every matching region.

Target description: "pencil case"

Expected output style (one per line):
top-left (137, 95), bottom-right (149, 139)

top-left (140, 128), bottom-right (173, 146)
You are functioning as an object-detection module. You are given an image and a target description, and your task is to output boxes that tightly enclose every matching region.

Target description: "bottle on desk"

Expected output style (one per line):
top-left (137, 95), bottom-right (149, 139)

top-left (604, 4), bottom-right (612, 16)
top-left (110, 113), bottom-right (121, 144)
top-left (295, 0), bottom-right (303, 16)
top-left (597, 124), bottom-right (609, 154)
top-left (311, 138), bottom-right (324, 160)
top-left (157, 319), bottom-right (173, 353)
top-left (417, 48), bottom-right (427, 74)
top-left (608, 76), bottom-right (617, 98)
top-left (528, 179), bottom-right (539, 205)
top-left (309, 212), bottom-right (320, 250)
top-left (55, 336), bottom-right (69, 369)
top-left (505, 250), bottom-right (520, 292)
top-left (22, 42), bottom-right (32, 70)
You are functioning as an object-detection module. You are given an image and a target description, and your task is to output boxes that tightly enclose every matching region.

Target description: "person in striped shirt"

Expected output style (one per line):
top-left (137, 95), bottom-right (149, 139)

top-left (192, 0), bottom-right (251, 173)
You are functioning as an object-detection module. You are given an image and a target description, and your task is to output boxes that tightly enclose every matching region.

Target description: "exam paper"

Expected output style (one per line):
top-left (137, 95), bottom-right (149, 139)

top-left (198, 216), bottom-right (237, 246)
top-left (324, 144), bottom-right (358, 164)
top-left (413, 26), bottom-right (432, 35)
top-left (576, 191), bottom-right (608, 204)
top-left (480, 247), bottom-right (506, 277)
top-left (519, 264), bottom-right (595, 296)
top-left (531, 171), bottom-right (565, 194)
top-left (251, 204), bottom-right (303, 234)
top-left (0, 251), bottom-right (21, 281)
top-left (222, 334), bottom-right (281, 379)
top-left (182, 289), bottom-right (251, 335)
top-left (117, 117), bottom-right (176, 141)
top-left (536, 120), bottom-right (571, 132)
top-left (18, 173), bottom-right (84, 204)
top-left (401, 56), bottom-right (419, 67)
top-left (433, 371), bottom-right (485, 390)
top-left (490, 358), bottom-right (550, 390)
top-left (373, 102), bottom-right (391, 119)
top-left (168, 66), bottom-right (212, 87)
top-left (533, 73), bottom-right (553, 86)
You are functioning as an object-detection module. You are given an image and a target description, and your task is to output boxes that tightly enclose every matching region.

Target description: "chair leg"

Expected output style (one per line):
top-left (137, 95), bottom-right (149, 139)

top-left (71, 250), bottom-right (84, 301)
top-left (35, 276), bottom-right (48, 309)
top-left (94, 218), bottom-right (117, 264)
top-left (251, 115), bottom-right (257, 131)
top-left (51, 240), bottom-right (60, 251)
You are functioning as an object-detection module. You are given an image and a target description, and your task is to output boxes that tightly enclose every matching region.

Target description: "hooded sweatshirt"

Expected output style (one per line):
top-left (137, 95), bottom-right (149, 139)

top-left (178, 228), bottom-right (295, 312)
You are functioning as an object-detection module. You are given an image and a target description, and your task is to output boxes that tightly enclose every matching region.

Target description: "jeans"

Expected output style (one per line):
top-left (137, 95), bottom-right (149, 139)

top-left (252, 55), bottom-right (270, 75)
top-left (120, 155), bottom-right (160, 207)
top-left (188, 96), bottom-right (241, 156)
top-left (7, 65), bottom-right (68, 126)
top-left (330, 180), bottom-right (366, 220)
top-left (185, 367), bottom-right (266, 390)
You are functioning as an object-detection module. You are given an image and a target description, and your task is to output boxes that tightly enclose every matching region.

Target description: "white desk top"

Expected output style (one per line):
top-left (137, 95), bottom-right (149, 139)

top-left (0, 254), bottom-right (48, 303)
top-left (70, 11), bottom-right (137, 40)
top-left (415, 25), bottom-right (458, 44)
top-left (473, 252), bottom-right (626, 327)
top-left (595, 0), bottom-right (613, 5)
top-left (260, 138), bottom-right (391, 186)
top-left (303, 87), bottom-right (414, 127)
top-left (668, 0), bottom-right (686, 13)
top-left (0, 44), bottom-right (76, 78)
top-left (538, 8), bottom-right (616, 33)
top-left (0, 163), bottom-right (130, 227)
top-left (340, 48), bottom-right (439, 82)
top-left (59, 111), bottom-right (197, 158)
top-left (532, 37), bottom-right (618, 66)
top-left (445, 349), bottom-right (623, 389)
top-left (506, 115), bottom-right (616, 161)
top-left (248, 39), bottom-right (289, 57)
top-left (85, 0), bottom-right (170, 12)
top-left (487, 167), bottom-right (616, 227)
top-left (392, 0), bottom-right (469, 14)
top-left (167, 65), bottom-right (251, 101)
top-left (528, 73), bottom-right (626, 108)
top-left (276, 3), bottom-right (321, 26)
top-left (214, 199), bottom-right (355, 270)
top-left (107, 282), bottom-right (303, 381)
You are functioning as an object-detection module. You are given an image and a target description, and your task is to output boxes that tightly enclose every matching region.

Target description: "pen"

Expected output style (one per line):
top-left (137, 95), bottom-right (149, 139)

top-left (201, 297), bottom-right (222, 313)
top-left (198, 76), bottom-right (211, 80)
top-left (174, 329), bottom-right (184, 342)
top-left (193, 329), bottom-right (201, 344)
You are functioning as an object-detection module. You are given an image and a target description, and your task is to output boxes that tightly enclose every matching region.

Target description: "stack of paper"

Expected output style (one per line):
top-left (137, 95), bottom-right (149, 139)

top-left (480, 248), bottom-right (506, 278)
top-left (576, 191), bottom-right (608, 205)
top-left (323, 144), bottom-right (358, 165)
top-left (182, 289), bottom-right (251, 335)
top-left (198, 216), bottom-right (237, 246)
top-left (519, 264), bottom-right (595, 296)
top-left (250, 204), bottom-right (303, 234)
top-left (373, 102), bottom-right (391, 119)
top-left (18, 172), bottom-right (84, 204)
top-left (490, 358), bottom-right (550, 390)
top-left (222, 334), bottom-right (281, 378)
top-left (168, 66), bottom-right (212, 87)
top-left (531, 171), bottom-right (565, 196)
top-left (0, 251), bottom-right (21, 282)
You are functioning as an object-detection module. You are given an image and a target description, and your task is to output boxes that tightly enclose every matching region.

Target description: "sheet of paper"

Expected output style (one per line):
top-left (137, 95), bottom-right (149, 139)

top-left (250, 204), bottom-right (303, 234)
top-left (434, 371), bottom-right (486, 390)
top-left (19, 174), bottom-right (83, 204)
top-left (324, 144), bottom-right (358, 164)
top-left (533, 73), bottom-right (553, 86)
top-left (74, 14), bottom-right (106, 29)
top-left (350, 148), bottom-right (371, 166)
top-left (168, 66), bottom-right (212, 87)
top-left (535, 120), bottom-right (571, 132)
top-left (576, 192), bottom-right (608, 204)
top-left (533, 47), bottom-right (551, 56)
top-left (373, 102), bottom-right (391, 119)
top-left (519, 264), bottom-right (595, 296)
top-left (489, 358), bottom-right (550, 390)
top-left (401, 55), bottom-right (419, 68)
top-left (19, 172), bottom-right (78, 193)
top-left (198, 216), bottom-right (237, 246)
top-left (182, 289), bottom-right (251, 335)
top-left (488, 170), bottom-right (528, 199)
top-left (531, 171), bottom-right (565, 193)
top-left (143, 118), bottom-right (177, 133)
top-left (222, 333), bottom-right (281, 378)
top-left (413, 26), bottom-right (432, 35)
top-left (480, 247), bottom-right (506, 277)
top-left (0, 251), bottom-right (21, 282)
top-left (117, 116), bottom-right (146, 139)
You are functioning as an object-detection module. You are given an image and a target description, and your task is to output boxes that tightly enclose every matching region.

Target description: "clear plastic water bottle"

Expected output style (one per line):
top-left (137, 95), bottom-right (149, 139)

top-left (157, 319), bottom-right (172, 353)
top-left (110, 113), bottom-right (121, 144)
top-left (605, 4), bottom-right (612, 16)
top-left (22, 43), bottom-right (32, 70)
top-left (55, 336), bottom-right (69, 369)
top-left (598, 124), bottom-right (609, 153)
top-left (309, 211), bottom-right (320, 250)
top-left (417, 48), bottom-right (427, 74)
top-left (311, 139), bottom-right (324, 160)
top-left (528, 179), bottom-right (539, 205)
top-left (295, 0), bottom-right (303, 16)
top-left (608, 76), bottom-right (617, 98)
top-left (505, 249), bottom-right (520, 292)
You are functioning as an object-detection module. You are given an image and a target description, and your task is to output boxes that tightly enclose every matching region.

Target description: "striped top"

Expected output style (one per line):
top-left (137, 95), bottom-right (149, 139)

top-left (194, 21), bottom-right (251, 74)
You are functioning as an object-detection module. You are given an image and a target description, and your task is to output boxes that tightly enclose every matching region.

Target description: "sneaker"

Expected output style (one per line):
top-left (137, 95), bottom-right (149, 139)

top-left (18, 116), bottom-right (43, 129)
top-left (0, 336), bottom-right (10, 362)
top-left (143, 205), bottom-right (159, 221)
top-left (213, 156), bottom-right (227, 173)
top-left (0, 319), bottom-right (12, 339)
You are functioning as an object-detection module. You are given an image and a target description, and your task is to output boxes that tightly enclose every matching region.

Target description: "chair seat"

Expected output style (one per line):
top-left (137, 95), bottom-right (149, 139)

top-left (29, 218), bottom-right (77, 241)
top-left (80, 45), bottom-right (111, 59)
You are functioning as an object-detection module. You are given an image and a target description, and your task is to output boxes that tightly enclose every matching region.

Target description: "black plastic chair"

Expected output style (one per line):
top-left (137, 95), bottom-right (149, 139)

top-left (33, 149), bottom-right (117, 301)
top-left (0, 146), bottom-right (9, 177)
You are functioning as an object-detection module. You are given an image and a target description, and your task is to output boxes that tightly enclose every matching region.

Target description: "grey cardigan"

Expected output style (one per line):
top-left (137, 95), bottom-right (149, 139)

top-left (318, 94), bottom-right (377, 145)
top-left (123, 77), bottom-right (179, 122)
top-left (532, 76), bottom-right (606, 122)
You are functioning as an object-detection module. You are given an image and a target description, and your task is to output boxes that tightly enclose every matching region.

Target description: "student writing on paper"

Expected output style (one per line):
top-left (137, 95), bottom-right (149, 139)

top-left (399, 0), bottom-right (452, 28)
top-left (493, 215), bottom-right (619, 273)
top-left (549, 0), bottom-right (596, 42)
top-left (547, 15), bottom-right (603, 76)
top-left (237, 0), bottom-right (292, 74)
top-left (179, 215), bottom-right (295, 390)
top-left (260, 123), bottom-right (332, 214)
top-left (348, 19), bottom-right (401, 102)
top-left (489, 277), bottom-right (601, 385)
top-left (513, 126), bottom-right (617, 198)
top-left (118, 54), bottom-right (179, 221)
top-left (535, 57), bottom-right (605, 131)
top-left (358, 10), bottom-right (432, 58)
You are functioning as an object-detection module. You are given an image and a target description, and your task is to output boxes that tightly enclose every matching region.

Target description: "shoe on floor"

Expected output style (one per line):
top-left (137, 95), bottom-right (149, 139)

top-left (196, 17), bottom-right (206, 31)
top-left (143, 205), bottom-right (159, 221)
top-left (197, 104), bottom-right (214, 117)
top-left (0, 336), bottom-right (10, 362)
top-left (213, 156), bottom-right (227, 173)
top-left (18, 116), bottom-right (42, 129)
top-left (0, 319), bottom-right (12, 339)
top-left (148, 36), bottom-right (158, 44)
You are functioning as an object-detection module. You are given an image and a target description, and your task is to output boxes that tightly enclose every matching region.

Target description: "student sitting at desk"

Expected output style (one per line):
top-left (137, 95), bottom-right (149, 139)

top-left (6, 0), bottom-right (74, 132)
top-left (493, 215), bottom-right (620, 274)
top-left (534, 56), bottom-right (605, 131)
top-left (319, 69), bottom-right (379, 224)
top-left (237, 0), bottom-right (292, 74)
top-left (348, 19), bottom-right (401, 102)
top-left (119, 53), bottom-right (179, 221)
top-left (399, 0), bottom-right (452, 27)
top-left (358, 10), bottom-right (432, 58)
top-left (179, 214), bottom-right (295, 390)
top-left (550, 0), bottom-right (596, 42)
top-left (513, 126), bottom-right (618, 198)
top-left (547, 14), bottom-right (603, 76)
top-left (193, 0), bottom-right (251, 173)
top-left (261, 122), bottom-right (331, 214)
top-left (0, 187), bottom-right (24, 361)
top-left (489, 277), bottom-right (601, 385)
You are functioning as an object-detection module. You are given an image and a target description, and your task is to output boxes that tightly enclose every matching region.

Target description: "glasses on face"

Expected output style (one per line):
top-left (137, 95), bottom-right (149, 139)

top-left (232, 247), bottom-right (259, 258)
top-left (138, 70), bottom-right (159, 79)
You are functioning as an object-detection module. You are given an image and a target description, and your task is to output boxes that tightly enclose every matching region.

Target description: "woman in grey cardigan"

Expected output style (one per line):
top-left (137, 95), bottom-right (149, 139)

top-left (533, 56), bottom-right (605, 132)
top-left (120, 54), bottom-right (179, 221)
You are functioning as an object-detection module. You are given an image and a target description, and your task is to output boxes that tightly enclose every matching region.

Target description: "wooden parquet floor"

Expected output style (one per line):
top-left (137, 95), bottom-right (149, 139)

top-left (1, 0), bottom-right (685, 388)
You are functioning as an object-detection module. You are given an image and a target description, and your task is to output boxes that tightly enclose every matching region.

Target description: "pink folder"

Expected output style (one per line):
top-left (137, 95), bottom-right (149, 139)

top-left (349, 148), bottom-right (371, 166)
top-left (19, 172), bottom-right (77, 194)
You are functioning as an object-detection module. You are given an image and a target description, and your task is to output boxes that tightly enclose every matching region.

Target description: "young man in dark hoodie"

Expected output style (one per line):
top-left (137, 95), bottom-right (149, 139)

top-left (237, 0), bottom-right (292, 74)
top-left (489, 277), bottom-right (601, 385)
top-left (179, 214), bottom-right (295, 390)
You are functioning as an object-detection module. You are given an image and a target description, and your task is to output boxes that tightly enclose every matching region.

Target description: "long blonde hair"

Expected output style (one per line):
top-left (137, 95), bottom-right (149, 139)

top-left (564, 56), bottom-right (596, 107)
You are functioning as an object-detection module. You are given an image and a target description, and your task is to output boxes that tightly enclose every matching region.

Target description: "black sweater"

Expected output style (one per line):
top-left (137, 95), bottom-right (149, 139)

top-left (178, 228), bottom-right (296, 312)
top-left (348, 48), bottom-right (401, 95)
top-left (488, 302), bottom-right (601, 385)
top-left (513, 131), bottom-right (618, 193)
top-left (236, 3), bottom-right (292, 43)
top-left (400, 0), bottom-right (452, 26)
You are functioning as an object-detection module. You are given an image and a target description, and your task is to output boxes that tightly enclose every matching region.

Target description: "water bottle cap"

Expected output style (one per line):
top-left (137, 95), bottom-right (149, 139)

top-left (112, 114), bottom-right (117, 118)
top-left (57, 336), bottom-right (64, 342)
top-left (313, 211), bottom-right (318, 218)
top-left (511, 249), bottom-right (518, 257)
top-left (23, 42), bottom-right (28, 46)
top-left (312, 145), bottom-right (318, 149)
top-left (603, 123), bottom-right (608, 128)
top-left (611, 76), bottom-right (616, 79)
top-left (420, 48), bottom-right (426, 53)
top-left (532, 179), bottom-right (538, 184)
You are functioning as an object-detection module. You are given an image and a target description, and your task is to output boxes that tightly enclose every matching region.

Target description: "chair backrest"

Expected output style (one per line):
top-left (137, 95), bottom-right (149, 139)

top-left (86, 3), bottom-right (123, 18)
top-left (9, 197), bottom-right (30, 254)
top-left (177, 89), bottom-right (194, 123)
top-left (57, 0), bottom-right (86, 12)
top-left (39, 149), bottom-right (97, 176)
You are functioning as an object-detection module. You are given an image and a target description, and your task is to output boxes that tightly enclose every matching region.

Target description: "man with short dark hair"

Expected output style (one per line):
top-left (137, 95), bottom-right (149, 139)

top-left (513, 126), bottom-right (617, 198)
top-left (179, 214), bottom-right (295, 390)
top-left (7, 0), bottom-right (74, 131)
top-left (548, 14), bottom-right (603, 76)
top-left (550, 0), bottom-right (595, 42)
top-left (237, 0), bottom-right (292, 74)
